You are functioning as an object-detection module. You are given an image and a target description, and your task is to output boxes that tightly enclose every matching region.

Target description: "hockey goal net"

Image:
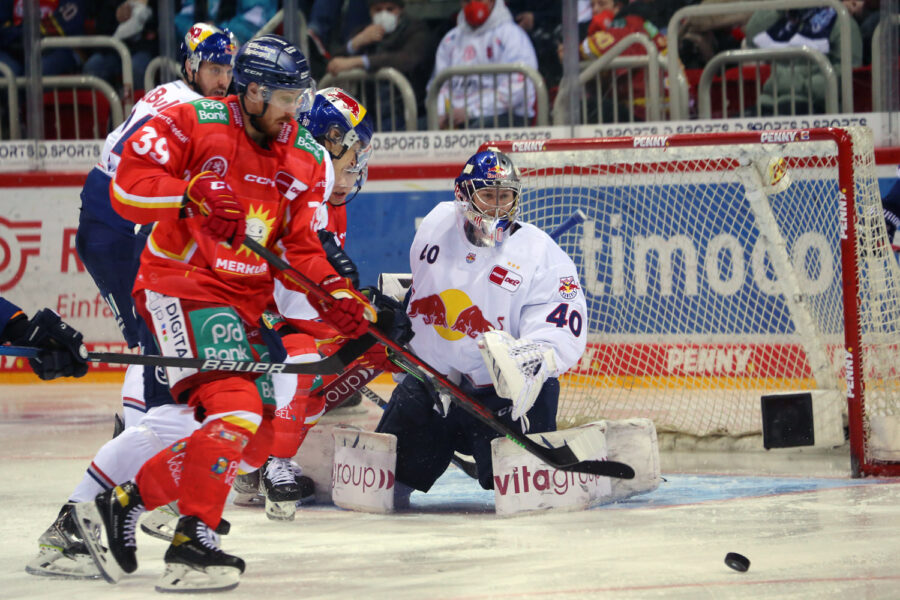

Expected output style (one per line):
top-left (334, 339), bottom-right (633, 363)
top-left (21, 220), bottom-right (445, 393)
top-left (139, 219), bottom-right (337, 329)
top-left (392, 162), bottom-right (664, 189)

top-left (483, 127), bottom-right (900, 477)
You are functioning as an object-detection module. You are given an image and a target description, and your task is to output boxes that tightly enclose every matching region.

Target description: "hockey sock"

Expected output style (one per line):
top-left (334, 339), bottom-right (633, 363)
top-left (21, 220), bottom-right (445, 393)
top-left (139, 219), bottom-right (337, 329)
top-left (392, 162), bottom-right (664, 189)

top-left (240, 406), bottom-right (275, 470)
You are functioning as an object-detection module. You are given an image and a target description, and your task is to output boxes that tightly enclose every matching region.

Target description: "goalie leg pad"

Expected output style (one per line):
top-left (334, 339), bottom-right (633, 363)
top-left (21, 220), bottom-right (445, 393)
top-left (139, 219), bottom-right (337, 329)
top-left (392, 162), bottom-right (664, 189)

top-left (375, 376), bottom-right (455, 493)
top-left (603, 418), bottom-right (661, 502)
top-left (332, 428), bottom-right (398, 513)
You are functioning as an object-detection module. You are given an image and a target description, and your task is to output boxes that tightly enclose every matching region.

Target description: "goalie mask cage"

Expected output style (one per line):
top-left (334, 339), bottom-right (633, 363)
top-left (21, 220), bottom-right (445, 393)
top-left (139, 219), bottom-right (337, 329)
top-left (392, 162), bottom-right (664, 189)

top-left (482, 127), bottom-right (900, 477)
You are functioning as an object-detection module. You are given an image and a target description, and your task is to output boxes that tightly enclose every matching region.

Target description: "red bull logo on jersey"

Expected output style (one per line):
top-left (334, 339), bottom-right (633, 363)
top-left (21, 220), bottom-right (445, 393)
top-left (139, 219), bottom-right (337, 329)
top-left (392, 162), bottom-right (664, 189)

top-left (408, 288), bottom-right (496, 341)
top-left (558, 276), bottom-right (579, 300)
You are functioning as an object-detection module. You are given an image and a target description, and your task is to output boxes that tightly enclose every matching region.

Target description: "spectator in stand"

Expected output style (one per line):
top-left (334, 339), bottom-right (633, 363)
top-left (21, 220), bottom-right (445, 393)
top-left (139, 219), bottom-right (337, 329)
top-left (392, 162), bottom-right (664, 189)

top-left (844, 0), bottom-right (880, 66)
top-left (174, 0), bottom-right (277, 44)
top-left (0, 0), bottom-right (84, 76)
top-left (83, 0), bottom-right (158, 92)
top-left (305, 0), bottom-right (368, 79)
top-left (678, 0), bottom-right (753, 71)
top-left (745, 6), bottom-right (862, 115)
top-left (430, 0), bottom-right (539, 130)
top-left (507, 1), bottom-right (562, 88)
top-left (572, 0), bottom-right (669, 123)
top-left (326, 0), bottom-right (432, 130)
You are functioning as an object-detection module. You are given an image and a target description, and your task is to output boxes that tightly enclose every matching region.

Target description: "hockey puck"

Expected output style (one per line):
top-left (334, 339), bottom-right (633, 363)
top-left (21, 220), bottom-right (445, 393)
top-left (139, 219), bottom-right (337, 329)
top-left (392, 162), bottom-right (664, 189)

top-left (724, 552), bottom-right (750, 572)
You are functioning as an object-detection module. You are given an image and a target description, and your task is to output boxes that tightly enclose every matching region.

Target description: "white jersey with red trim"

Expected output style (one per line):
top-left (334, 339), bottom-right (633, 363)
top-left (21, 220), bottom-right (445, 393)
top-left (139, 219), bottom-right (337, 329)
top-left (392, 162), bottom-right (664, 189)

top-left (406, 201), bottom-right (587, 386)
top-left (98, 80), bottom-right (200, 176)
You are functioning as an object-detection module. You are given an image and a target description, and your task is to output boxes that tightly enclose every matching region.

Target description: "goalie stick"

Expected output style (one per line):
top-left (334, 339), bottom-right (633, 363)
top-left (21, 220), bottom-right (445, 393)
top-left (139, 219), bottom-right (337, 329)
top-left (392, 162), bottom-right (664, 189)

top-left (243, 237), bottom-right (634, 480)
top-left (547, 209), bottom-right (587, 241)
top-left (0, 334), bottom-right (375, 376)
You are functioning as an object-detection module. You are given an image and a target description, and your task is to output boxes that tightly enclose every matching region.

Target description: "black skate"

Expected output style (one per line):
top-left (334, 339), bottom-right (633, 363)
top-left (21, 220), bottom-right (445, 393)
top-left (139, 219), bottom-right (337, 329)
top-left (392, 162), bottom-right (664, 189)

top-left (73, 481), bottom-right (145, 583)
top-left (232, 469), bottom-right (264, 507)
top-left (156, 515), bottom-right (245, 593)
top-left (288, 459), bottom-right (316, 507)
top-left (25, 502), bottom-right (101, 579)
top-left (261, 457), bottom-right (304, 521)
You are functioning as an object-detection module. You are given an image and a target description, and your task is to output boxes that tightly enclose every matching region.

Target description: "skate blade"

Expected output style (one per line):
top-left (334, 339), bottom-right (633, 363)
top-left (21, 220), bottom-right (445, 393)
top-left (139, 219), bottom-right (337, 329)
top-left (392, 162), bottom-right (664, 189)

top-left (25, 546), bottom-right (101, 580)
top-left (155, 563), bottom-right (241, 593)
top-left (264, 499), bottom-right (297, 521)
top-left (233, 492), bottom-right (265, 508)
top-left (140, 505), bottom-right (179, 542)
top-left (72, 501), bottom-right (124, 584)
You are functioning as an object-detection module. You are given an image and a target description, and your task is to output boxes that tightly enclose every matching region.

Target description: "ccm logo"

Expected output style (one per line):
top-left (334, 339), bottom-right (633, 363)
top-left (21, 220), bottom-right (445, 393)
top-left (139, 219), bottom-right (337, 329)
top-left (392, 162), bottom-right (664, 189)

top-left (244, 174), bottom-right (274, 186)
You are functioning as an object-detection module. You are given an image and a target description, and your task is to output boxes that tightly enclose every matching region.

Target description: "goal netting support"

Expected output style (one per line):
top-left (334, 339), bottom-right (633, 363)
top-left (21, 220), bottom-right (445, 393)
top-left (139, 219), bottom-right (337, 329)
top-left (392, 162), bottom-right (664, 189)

top-left (483, 127), bottom-right (900, 477)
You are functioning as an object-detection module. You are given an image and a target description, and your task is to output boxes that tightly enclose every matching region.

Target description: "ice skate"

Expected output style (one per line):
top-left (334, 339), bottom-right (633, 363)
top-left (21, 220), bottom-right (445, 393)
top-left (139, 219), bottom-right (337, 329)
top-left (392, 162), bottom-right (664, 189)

top-left (288, 459), bottom-right (316, 506)
top-left (155, 515), bottom-right (244, 593)
top-left (232, 469), bottom-right (264, 507)
top-left (140, 501), bottom-right (179, 541)
top-left (73, 481), bottom-right (145, 583)
top-left (261, 457), bottom-right (303, 520)
top-left (25, 502), bottom-right (101, 579)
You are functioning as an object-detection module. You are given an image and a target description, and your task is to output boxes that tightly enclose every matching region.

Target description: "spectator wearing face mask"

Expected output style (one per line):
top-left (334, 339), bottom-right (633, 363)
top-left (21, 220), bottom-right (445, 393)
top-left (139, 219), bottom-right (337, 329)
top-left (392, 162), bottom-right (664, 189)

top-left (430, 0), bottom-right (539, 129)
top-left (325, 0), bottom-right (432, 130)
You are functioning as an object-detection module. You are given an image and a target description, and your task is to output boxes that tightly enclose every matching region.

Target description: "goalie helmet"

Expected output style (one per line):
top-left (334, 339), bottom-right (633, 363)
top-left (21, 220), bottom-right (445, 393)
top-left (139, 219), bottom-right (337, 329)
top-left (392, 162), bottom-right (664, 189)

top-left (454, 150), bottom-right (521, 247)
top-left (299, 87), bottom-right (374, 202)
top-left (180, 23), bottom-right (236, 83)
top-left (233, 34), bottom-right (316, 120)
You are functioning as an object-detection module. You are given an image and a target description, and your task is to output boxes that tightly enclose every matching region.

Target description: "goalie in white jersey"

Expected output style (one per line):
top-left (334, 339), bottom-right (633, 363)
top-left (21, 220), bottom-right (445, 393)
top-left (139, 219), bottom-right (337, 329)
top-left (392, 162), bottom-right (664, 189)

top-left (376, 149), bottom-right (587, 497)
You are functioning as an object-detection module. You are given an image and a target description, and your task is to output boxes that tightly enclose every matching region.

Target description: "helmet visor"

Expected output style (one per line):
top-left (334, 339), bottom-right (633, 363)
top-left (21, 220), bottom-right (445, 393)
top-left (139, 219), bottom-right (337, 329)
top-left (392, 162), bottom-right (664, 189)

top-left (261, 83), bottom-right (317, 118)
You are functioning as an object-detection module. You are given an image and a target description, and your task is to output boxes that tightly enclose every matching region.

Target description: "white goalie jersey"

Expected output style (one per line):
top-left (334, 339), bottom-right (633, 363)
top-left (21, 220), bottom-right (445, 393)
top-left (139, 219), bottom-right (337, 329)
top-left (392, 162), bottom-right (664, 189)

top-left (406, 202), bottom-right (587, 386)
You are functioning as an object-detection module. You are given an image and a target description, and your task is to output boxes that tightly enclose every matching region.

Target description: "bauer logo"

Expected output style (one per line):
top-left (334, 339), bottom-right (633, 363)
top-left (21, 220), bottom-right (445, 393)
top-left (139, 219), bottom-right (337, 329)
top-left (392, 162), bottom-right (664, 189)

top-left (0, 216), bottom-right (41, 291)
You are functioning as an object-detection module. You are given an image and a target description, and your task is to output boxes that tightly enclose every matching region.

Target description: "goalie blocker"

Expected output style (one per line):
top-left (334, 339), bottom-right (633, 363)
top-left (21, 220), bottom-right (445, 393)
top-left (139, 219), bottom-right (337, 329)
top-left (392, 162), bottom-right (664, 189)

top-left (332, 419), bottom-right (659, 514)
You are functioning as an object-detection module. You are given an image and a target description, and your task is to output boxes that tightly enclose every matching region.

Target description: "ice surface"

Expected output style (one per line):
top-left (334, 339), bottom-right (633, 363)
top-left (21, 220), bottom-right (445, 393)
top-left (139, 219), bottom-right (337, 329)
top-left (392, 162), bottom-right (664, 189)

top-left (2, 383), bottom-right (899, 600)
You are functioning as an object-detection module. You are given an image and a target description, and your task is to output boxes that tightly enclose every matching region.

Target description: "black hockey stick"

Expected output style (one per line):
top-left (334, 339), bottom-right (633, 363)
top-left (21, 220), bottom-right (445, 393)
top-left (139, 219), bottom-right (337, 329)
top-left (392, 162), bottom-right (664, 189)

top-left (316, 364), bottom-right (481, 479)
top-left (358, 386), bottom-right (481, 480)
top-left (243, 237), bottom-right (634, 479)
top-left (0, 334), bottom-right (375, 376)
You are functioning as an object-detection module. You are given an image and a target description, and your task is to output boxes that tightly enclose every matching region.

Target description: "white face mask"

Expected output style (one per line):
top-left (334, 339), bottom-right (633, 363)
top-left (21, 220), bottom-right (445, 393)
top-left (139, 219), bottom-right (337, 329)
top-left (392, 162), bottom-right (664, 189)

top-left (372, 10), bottom-right (399, 34)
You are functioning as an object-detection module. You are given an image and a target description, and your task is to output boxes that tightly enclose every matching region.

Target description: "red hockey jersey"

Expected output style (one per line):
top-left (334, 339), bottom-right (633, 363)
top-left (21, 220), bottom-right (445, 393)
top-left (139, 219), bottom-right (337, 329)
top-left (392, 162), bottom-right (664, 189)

top-left (111, 95), bottom-right (338, 325)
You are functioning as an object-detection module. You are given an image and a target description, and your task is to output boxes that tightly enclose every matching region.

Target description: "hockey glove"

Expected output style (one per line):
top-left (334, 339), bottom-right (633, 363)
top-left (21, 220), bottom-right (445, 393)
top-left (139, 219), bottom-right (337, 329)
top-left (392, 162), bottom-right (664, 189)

top-left (361, 287), bottom-right (414, 346)
top-left (478, 330), bottom-right (556, 423)
top-left (15, 308), bottom-right (89, 380)
top-left (182, 171), bottom-right (246, 248)
top-left (359, 345), bottom-right (402, 373)
top-left (318, 229), bottom-right (359, 289)
top-left (316, 275), bottom-right (376, 338)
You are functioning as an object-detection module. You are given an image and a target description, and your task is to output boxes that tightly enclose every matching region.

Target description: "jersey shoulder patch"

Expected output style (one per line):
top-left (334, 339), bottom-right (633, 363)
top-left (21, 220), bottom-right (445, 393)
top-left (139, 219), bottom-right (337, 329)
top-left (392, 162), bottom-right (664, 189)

top-left (292, 126), bottom-right (324, 164)
top-left (189, 99), bottom-right (230, 125)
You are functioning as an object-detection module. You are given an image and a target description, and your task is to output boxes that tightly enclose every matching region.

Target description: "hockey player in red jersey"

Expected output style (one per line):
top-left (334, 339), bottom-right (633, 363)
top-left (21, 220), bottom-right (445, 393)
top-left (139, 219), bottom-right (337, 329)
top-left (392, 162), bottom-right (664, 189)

top-left (237, 87), bottom-right (405, 520)
top-left (72, 35), bottom-right (375, 593)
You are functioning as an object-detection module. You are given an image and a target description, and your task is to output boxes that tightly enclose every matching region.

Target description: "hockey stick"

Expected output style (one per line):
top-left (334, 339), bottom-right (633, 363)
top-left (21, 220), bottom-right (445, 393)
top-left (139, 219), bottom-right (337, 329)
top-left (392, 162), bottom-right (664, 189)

top-left (315, 365), bottom-right (481, 479)
top-left (243, 237), bottom-right (634, 479)
top-left (0, 335), bottom-right (375, 376)
top-left (548, 209), bottom-right (587, 241)
top-left (357, 386), bottom-right (480, 479)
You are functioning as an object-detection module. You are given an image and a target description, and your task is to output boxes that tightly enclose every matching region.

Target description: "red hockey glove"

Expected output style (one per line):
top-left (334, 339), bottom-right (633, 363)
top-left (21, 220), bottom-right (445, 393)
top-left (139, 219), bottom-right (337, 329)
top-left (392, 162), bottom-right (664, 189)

top-left (316, 275), bottom-right (376, 338)
top-left (358, 344), bottom-right (402, 373)
top-left (182, 171), bottom-right (246, 248)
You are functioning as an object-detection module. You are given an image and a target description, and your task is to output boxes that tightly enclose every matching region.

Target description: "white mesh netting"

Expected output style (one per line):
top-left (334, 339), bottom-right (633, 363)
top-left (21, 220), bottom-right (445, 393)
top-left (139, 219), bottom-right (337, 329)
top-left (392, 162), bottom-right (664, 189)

top-left (507, 128), bottom-right (900, 466)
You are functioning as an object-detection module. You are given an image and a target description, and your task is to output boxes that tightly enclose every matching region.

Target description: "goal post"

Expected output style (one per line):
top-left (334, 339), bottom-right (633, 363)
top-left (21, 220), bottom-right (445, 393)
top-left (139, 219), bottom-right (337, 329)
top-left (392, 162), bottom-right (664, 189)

top-left (480, 127), bottom-right (900, 477)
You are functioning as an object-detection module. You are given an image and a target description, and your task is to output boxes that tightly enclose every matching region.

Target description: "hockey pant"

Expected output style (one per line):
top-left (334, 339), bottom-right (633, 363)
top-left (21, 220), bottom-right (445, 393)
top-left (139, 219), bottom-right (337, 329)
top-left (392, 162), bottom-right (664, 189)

top-left (135, 377), bottom-right (264, 529)
top-left (270, 333), bottom-right (326, 459)
top-left (376, 375), bottom-right (560, 492)
top-left (68, 403), bottom-right (198, 502)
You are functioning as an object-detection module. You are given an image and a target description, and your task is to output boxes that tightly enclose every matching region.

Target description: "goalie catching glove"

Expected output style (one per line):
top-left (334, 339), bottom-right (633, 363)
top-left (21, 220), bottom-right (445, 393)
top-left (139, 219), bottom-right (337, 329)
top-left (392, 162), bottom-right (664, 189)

top-left (478, 330), bottom-right (556, 423)
top-left (181, 171), bottom-right (246, 248)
